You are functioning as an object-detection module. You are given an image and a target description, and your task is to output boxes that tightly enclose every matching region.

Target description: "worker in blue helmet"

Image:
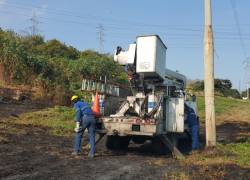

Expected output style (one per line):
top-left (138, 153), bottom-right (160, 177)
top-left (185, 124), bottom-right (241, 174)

top-left (184, 103), bottom-right (199, 150)
top-left (71, 95), bottom-right (95, 158)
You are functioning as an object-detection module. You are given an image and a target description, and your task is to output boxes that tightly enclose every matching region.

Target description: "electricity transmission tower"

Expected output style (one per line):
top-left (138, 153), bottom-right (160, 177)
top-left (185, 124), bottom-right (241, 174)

top-left (244, 58), bottom-right (250, 99)
top-left (97, 24), bottom-right (104, 53)
top-left (29, 11), bottom-right (40, 36)
top-left (230, 0), bottom-right (249, 99)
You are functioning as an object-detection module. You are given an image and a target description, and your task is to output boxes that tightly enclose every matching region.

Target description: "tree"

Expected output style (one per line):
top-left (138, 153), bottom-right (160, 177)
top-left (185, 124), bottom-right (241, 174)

top-left (214, 79), bottom-right (232, 93)
top-left (40, 39), bottom-right (80, 59)
top-left (223, 89), bottom-right (241, 99)
top-left (0, 29), bottom-right (128, 104)
top-left (190, 79), bottom-right (240, 98)
top-left (192, 80), bottom-right (204, 91)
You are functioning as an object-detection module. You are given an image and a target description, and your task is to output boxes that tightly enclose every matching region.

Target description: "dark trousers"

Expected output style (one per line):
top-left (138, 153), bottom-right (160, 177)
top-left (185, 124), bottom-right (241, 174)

top-left (191, 125), bottom-right (199, 150)
top-left (74, 116), bottom-right (95, 156)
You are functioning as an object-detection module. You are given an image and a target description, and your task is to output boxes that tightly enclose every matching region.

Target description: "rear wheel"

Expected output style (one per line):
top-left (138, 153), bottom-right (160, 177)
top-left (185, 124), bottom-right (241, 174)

top-left (152, 136), bottom-right (169, 155)
top-left (152, 135), bottom-right (179, 155)
top-left (131, 136), bottom-right (146, 144)
top-left (106, 135), bottom-right (130, 151)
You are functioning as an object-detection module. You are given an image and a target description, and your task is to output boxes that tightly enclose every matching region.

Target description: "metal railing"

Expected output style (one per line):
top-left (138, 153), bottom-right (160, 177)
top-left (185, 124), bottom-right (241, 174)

top-left (81, 78), bottom-right (120, 96)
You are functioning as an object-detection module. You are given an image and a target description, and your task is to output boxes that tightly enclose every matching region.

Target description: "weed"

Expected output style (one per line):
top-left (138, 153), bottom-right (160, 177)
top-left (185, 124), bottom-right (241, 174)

top-left (218, 142), bottom-right (250, 167)
top-left (16, 106), bottom-right (75, 136)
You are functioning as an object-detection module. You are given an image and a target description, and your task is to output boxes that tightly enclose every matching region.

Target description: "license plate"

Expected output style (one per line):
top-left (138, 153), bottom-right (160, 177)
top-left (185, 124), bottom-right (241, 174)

top-left (132, 124), bottom-right (140, 131)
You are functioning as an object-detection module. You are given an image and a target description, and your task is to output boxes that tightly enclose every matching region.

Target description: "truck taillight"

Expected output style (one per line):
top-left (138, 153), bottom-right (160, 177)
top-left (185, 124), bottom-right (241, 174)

top-left (145, 119), bottom-right (155, 125)
top-left (133, 119), bottom-right (141, 124)
top-left (150, 119), bottom-right (156, 124)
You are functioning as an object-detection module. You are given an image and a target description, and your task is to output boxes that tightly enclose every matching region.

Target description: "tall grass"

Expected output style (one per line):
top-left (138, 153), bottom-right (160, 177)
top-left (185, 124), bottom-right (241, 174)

top-left (197, 96), bottom-right (250, 121)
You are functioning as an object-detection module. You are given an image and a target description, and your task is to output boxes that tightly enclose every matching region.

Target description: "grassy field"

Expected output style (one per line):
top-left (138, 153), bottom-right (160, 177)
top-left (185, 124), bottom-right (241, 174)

top-left (10, 96), bottom-right (250, 168)
top-left (195, 96), bottom-right (250, 167)
top-left (15, 106), bottom-right (75, 136)
top-left (13, 96), bottom-right (250, 135)
top-left (197, 96), bottom-right (250, 121)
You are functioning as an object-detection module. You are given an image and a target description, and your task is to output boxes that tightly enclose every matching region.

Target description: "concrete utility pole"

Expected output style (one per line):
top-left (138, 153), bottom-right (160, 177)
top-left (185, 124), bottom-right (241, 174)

top-left (204, 0), bottom-right (216, 146)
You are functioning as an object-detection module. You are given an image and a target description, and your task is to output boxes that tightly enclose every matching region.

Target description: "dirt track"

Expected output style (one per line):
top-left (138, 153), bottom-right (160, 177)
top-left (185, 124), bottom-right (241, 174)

top-left (0, 103), bottom-right (249, 180)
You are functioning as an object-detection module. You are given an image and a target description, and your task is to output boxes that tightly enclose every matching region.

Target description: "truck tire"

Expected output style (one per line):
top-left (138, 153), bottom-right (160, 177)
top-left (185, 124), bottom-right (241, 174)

top-left (152, 137), bottom-right (170, 155)
top-left (106, 135), bottom-right (130, 151)
top-left (131, 136), bottom-right (146, 144)
top-left (152, 135), bottom-right (179, 155)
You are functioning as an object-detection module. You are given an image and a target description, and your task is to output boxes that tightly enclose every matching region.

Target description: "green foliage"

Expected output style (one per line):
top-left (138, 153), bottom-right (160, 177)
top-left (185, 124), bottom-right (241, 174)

top-left (191, 79), bottom-right (241, 98)
top-left (223, 88), bottom-right (241, 99)
top-left (0, 29), bottom-right (128, 103)
top-left (218, 140), bottom-right (250, 166)
top-left (17, 106), bottom-right (75, 136)
top-left (214, 79), bottom-right (232, 91)
top-left (192, 80), bottom-right (204, 91)
top-left (39, 39), bottom-right (80, 59)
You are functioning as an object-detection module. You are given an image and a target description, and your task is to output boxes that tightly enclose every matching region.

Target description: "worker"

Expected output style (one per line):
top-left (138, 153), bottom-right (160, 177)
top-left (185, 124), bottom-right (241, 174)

top-left (184, 103), bottom-right (199, 151)
top-left (71, 95), bottom-right (96, 158)
top-left (191, 94), bottom-right (196, 102)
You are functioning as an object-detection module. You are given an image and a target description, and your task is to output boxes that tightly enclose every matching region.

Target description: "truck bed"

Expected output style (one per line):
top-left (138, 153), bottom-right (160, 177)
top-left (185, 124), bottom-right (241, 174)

top-left (101, 116), bottom-right (157, 136)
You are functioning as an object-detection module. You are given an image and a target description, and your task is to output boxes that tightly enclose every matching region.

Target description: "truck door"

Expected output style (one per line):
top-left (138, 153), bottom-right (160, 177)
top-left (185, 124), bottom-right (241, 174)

top-left (166, 98), bottom-right (184, 133)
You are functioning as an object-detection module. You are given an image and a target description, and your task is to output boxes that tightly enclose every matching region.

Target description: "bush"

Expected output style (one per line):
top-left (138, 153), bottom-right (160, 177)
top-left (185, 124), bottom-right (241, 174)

top-left (190, 79), bottom-right (241, 99)
top-left (0, 29), bottom-right (128, 104)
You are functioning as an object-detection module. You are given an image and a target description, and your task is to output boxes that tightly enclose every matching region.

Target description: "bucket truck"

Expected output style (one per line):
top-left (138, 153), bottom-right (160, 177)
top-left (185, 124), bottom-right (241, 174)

top-left (99, 35), bottom-right (198, 156)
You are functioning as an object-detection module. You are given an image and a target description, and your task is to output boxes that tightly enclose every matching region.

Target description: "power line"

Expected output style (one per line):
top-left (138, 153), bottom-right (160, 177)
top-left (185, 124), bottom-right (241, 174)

top-left (230, 0), bottom-right (250, 98)
top-left (1, 8), bottom-right (250, 43)
top-left (97, 24), bottom-right (104, 53)
top-left (1, 4), bottom-right (250, 54)
top-left (3, 1), bottom-right (250, 36)
top-left (2, 2), bottom-right (250, 41)
top-left (230, 0), bottom-right (248, 58)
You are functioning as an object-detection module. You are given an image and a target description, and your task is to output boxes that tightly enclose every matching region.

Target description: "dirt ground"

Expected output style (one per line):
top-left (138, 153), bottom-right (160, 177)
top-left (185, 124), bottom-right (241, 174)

top-left (0, 103), bottom-right (249, 180)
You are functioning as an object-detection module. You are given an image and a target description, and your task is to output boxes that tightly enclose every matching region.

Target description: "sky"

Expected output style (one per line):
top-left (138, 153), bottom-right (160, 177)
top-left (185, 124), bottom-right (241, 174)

top-left (0, 0), bottom-right (250, 91)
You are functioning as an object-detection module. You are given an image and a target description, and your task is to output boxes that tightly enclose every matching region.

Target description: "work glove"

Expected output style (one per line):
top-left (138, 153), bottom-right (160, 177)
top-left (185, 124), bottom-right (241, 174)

top-left (74, 122), bottom-right (82, 133)
top-left (84, 143), bottom-right (90, 150)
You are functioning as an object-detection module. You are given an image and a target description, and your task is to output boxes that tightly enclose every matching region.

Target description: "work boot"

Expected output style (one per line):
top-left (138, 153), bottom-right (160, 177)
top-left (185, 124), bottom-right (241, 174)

top-left (88, 153), bottom-right (95, 159)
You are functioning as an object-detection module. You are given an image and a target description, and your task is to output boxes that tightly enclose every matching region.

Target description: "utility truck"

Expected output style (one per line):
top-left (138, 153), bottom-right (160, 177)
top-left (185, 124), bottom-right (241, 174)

top-left (98, 35), bottom-right (198, 155)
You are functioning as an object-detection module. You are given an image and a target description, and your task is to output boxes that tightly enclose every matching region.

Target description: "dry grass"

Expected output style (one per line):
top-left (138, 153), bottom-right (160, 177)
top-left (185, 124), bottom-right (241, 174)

top-left (164, 171), bottom-right (189, 180)
top-left (197, 96), bottom-right (250, 122)
top-left (216, 105), bottom-right (250, 124)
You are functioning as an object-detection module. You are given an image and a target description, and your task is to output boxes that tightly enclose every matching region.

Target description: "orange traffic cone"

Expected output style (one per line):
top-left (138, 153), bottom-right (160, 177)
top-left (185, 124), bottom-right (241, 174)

top-left (92, 91), bottom-right (101, 118)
